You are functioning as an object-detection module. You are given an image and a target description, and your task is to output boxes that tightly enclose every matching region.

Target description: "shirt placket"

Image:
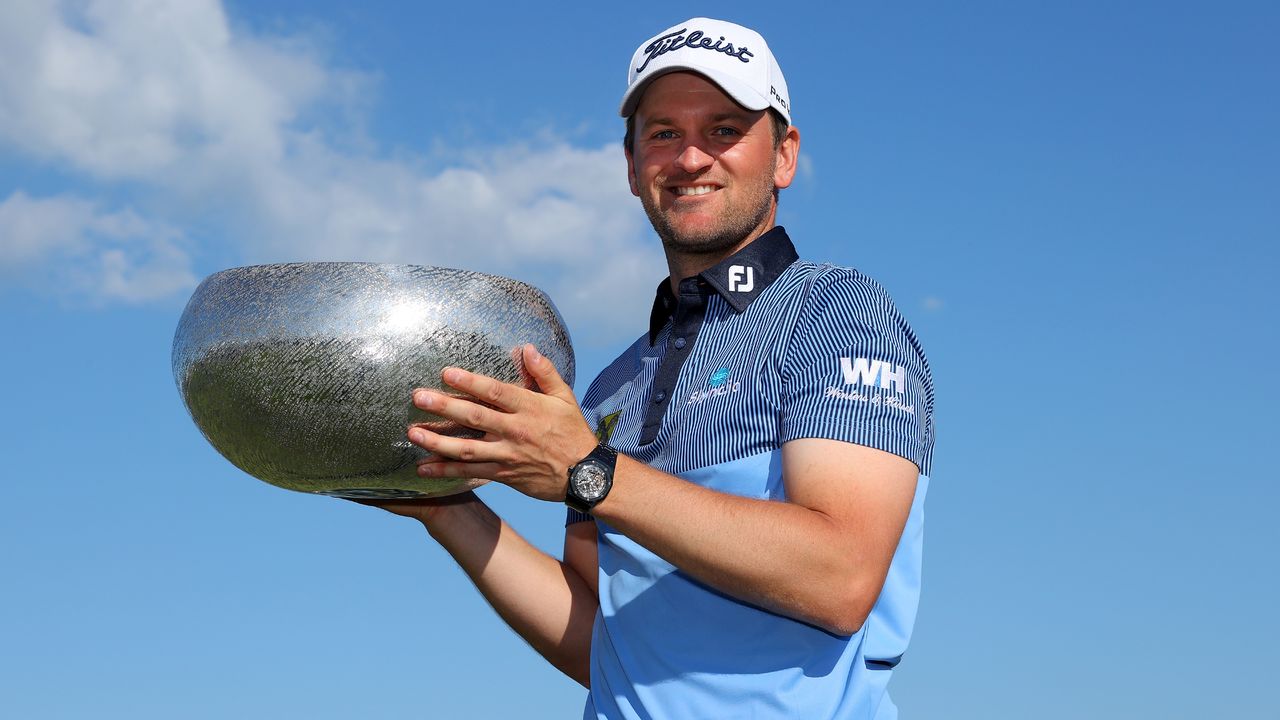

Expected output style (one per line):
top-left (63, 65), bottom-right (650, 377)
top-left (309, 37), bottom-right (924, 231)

top-left (639, 278), bottom-right (709, 446)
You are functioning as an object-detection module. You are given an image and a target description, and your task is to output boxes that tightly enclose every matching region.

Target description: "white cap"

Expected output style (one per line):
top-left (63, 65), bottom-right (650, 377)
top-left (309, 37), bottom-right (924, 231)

top-left (619, 18), bottom-right (791, 125)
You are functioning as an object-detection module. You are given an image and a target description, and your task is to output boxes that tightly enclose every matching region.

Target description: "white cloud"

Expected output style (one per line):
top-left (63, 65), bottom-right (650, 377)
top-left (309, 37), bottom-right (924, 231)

top-left (796, 151), bottom-right (815, 185)
top-left (0, 0), bottom-right (333, 180)
top-left (0, 190), bottom-right (197, 303)
top-left (0, 0), bottom-right (664, 345)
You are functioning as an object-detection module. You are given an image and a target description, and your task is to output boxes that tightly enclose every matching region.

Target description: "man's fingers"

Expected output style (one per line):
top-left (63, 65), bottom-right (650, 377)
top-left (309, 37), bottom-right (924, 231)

top-left (408, 426), bottom-right (500, 463)
top-left (523, 344), bottom-right (575, 401)
top-left (413, 388), bottom-right (506, 433)
top-left (417, 460), bottom-right (504, 480)
top-left (438, 366), bottom-right (524, 411)
top-left (348, 491), bottom-right (481, 524)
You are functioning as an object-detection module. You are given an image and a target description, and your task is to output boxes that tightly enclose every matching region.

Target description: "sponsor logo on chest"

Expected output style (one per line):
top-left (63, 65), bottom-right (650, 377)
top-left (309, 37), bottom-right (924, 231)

top-left (687, 366), bottom-right (741, 405)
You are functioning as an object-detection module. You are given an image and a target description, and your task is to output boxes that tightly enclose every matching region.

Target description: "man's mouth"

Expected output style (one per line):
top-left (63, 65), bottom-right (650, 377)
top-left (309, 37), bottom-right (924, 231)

top-left (671, 185), bottom-right (719, 197)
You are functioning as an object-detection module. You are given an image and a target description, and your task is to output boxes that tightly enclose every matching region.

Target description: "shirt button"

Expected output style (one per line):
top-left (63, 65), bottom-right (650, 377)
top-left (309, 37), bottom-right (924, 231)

top-left (654, 391), bottom-right (666, 403)
top-left (674, 337), bottom-right (686, 349)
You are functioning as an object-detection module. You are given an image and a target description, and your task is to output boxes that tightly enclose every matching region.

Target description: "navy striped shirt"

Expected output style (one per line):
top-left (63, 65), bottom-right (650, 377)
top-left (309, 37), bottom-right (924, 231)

top-left (573, 226), bottom-right (935, 719)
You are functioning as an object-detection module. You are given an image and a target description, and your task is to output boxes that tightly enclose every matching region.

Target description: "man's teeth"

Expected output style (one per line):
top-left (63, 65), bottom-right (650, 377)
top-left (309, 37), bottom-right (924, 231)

top-left (674, 185), bottom-right (716, 196)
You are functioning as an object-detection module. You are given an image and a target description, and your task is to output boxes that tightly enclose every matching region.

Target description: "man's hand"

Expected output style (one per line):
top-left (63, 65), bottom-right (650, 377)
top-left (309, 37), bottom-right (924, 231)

top-left (351, 491), bottom-right (481, 527)
top-left (407, 344), bottom-right (598, 503)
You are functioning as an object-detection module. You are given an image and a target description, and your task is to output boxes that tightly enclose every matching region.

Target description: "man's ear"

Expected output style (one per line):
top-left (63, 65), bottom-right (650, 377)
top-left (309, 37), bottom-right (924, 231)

top-left (625, 147), bottom-right (640, 197)
top-left (773, 125), bottom-right (801, 190)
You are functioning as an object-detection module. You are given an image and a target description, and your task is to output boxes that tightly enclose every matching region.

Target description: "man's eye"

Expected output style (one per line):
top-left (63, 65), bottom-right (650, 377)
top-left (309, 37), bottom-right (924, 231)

top-left (713, 127), bottom-right (740, 137)
top-left (652, 130), bottom-right (677, 140)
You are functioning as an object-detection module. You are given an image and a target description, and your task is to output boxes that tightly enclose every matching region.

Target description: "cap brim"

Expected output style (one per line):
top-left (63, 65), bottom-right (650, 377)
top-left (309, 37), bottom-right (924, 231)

top-left (619, 64), bottom-right (773, 119)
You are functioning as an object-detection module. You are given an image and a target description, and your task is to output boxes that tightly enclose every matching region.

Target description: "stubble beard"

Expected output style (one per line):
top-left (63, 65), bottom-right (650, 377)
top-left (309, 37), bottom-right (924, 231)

top-left (639, 170), bottom-right (777, 258)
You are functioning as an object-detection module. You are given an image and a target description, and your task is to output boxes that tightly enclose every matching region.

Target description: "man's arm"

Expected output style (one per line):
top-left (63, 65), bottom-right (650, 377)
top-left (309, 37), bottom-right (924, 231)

top-left (564, 518), bottom-right (599, 600)
top-left (593, 439), bottom-right (916, 635)
top-left (364, 493), bottom-right (597, 686)
top-left (411, 345), bottom-right (918, 636)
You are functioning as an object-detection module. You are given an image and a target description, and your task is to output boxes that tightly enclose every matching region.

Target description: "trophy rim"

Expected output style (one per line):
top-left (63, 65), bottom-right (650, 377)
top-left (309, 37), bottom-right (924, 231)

top-left (202, 260), bottom-right (545, 286)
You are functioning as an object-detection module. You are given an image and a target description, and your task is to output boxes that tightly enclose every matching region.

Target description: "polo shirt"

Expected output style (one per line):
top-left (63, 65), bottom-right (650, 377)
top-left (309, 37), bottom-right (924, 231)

top-left (571, 227), bottom-right (935, 720)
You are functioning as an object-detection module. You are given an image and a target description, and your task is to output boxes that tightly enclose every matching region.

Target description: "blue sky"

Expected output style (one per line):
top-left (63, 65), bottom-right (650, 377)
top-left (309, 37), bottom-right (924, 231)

top-left (2, 1), bottom-right (1277, 717)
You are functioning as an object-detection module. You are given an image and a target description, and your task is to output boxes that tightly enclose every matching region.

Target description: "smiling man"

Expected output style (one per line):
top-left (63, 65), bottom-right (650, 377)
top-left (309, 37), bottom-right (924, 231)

top-left (370, 18), bottom-right (935, 719)
top-left (627, 70), bottom-right (787, 262)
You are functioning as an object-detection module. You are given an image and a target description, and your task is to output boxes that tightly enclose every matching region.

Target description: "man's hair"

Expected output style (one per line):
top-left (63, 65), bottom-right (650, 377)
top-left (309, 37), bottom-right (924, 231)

top-left (623, 109), bottom-right (790, 155)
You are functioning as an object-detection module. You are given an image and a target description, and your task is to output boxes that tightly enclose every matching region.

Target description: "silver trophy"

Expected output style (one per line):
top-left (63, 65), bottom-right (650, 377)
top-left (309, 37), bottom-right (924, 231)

top-left (172, 263), bottom-right (575, 499)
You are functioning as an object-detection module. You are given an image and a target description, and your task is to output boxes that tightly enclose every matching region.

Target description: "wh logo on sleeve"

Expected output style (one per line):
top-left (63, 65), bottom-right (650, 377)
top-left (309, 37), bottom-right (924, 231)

top-left (840, 357), bottom-right (906, 394)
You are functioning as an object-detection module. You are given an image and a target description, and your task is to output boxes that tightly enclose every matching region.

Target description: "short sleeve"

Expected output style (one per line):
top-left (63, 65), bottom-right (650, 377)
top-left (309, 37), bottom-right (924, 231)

top-left (779, 267), bottom-right (934, 475)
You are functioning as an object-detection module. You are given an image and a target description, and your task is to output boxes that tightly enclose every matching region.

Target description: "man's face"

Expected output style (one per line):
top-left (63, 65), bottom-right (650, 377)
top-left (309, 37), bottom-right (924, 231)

top-left (626, 72), bottom-right (798, 258)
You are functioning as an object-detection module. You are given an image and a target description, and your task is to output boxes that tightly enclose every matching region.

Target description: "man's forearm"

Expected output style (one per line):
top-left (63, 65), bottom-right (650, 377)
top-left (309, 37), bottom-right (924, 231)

top-left (424, 499), bottom-right (597, 686)
top-left (590, 446), bottom-right (916, 636)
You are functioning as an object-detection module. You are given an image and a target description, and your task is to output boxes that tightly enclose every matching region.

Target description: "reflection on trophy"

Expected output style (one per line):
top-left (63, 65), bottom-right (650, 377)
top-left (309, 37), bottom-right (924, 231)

top-left (172, 263), bottom-right (575, 499)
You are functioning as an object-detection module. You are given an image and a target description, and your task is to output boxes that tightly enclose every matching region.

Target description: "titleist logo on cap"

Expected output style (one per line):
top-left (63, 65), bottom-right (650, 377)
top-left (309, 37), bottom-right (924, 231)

top-left (635, 28), bottom-right (754, 74)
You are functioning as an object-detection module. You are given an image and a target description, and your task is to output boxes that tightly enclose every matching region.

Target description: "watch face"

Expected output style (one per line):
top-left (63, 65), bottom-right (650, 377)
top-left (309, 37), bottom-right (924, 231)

top-left (574, 461), bottom-right (609, 500)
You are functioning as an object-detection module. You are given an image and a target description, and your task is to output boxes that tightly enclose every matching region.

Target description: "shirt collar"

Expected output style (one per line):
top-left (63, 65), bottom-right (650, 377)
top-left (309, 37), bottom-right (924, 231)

top-left (648, 226), bottom-right (799, 345)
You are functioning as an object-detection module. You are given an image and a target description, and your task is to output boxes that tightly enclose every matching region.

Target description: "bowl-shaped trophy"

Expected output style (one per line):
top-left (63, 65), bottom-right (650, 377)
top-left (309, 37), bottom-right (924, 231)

top-left (172, 263), bottom-right (574, 499)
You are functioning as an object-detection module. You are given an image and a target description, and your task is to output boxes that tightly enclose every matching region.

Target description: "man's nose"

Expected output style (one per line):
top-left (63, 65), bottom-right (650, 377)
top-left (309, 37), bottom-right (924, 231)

top-left (674, 143), bottom-right (714, 174)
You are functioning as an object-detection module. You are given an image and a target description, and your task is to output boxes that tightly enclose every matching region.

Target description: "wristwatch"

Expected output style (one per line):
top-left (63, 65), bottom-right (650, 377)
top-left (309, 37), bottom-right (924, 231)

top-left (565, 443), bottom-right (618, 513)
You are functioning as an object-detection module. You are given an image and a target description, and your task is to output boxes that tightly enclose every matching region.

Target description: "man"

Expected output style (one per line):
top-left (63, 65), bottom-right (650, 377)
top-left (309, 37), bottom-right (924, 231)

top-left (371, 17), bottom-right (934, 719)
